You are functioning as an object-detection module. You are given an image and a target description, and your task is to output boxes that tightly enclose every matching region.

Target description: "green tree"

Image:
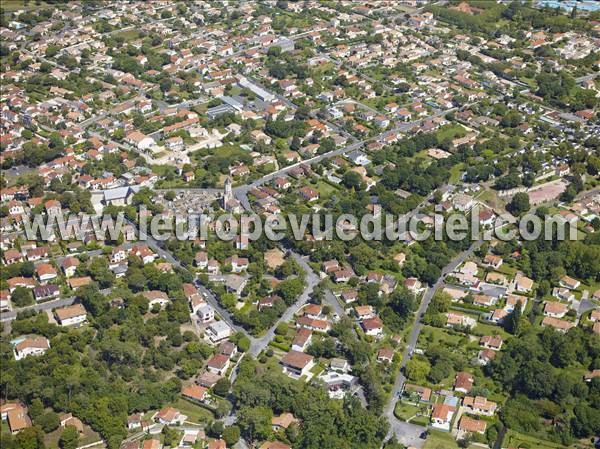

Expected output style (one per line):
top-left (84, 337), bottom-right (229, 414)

top-left (222, 426), bottom-right (241, 446)
top-left (508, 192), bottom-right (530, 215)
top-left (59, 425), bottom-right (79, 449)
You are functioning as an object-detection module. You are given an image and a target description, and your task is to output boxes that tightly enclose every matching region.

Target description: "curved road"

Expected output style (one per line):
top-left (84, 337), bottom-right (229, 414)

top-left (383, 239), bottom-right (484, 447)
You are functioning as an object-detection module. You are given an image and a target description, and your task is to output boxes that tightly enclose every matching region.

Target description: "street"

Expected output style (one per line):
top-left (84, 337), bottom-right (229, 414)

top-left (383, 238), bottom-right (484, 447)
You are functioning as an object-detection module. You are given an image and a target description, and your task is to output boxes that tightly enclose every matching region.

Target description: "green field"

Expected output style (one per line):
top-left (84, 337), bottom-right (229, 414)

top-left (172, 398), bottom-right (215, 424)
top-left (504, 430), bottom-right (571, 449)
top-left (424, 429), bottom-right (481, 449)
top-left (394, 400), bottom-right (421, 421)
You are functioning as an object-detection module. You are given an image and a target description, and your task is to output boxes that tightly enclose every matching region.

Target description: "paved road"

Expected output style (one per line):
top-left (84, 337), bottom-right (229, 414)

top-left (247, 251), bottom-right (320, 356)
top-left (383, 238), bottom-right (483, 447)
top-left (0, 288), bottom-right (111, 323)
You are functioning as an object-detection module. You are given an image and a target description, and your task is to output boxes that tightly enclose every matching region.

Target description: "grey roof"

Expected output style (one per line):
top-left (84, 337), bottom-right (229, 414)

top-left (103, 185), bottom-right (140, 202)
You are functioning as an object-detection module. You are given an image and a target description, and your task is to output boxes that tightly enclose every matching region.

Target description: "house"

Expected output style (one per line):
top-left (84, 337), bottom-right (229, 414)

top-left (208, 440), bottom-right (227, 449)
top-left (127, 413), bottom-right (143, 430)
top-left (196, 304), bottom-right (215, 323)
top-left (144, 290), bottom-right (170, 311)
top-left (272, 413), bottom-right (298, 431)
top-left (54, 304), bottom-right (87, 327)
top-left (404, 277), bottom-right (422, 294)
top-left (45, 199), bottom-right (61, 216)
top-left (560, 276), bottom-right (580, 290)
top-left (477, 348), bottom-right (496, 365)
top-left (473, 294), bottom-right (497, 307)
top-left (504, 294), bottom-right (528, 313)
top-left (458, 416), bottom-right (486, 434)
top-left (377, 347), bottom-right (394, 363)
top-left (13, 336), bottom-right (50, 360)
top-left (303, 304), bottom-right (322, 319)
top-left (404, 384), bottom-right (432, 402)
top-left (194, 251), bottom-right (208, 269)
top-left (479, 335), bottom-right (503, 351)
top-left (280, 350), bottom-right (315, 379)
top-left (34, 284), bottom-right (59, 301)
top-left (61, 257), bottom-right (80, 278)
top-left (584, 370), bottom-right (600, 382)
top-left (206, 354), bottom-right (231, 375)
top-left (544, 301), bottom-right (568, 319)
top-left (490, 308), bottom-right (508, 324)
top-left (361, 316), bottom-right (384, 337)
top-left (36, 263), bottom-right (57, 282)
top-left (446, 312), bottom-right (476, 329)
top-left (291, 328), bottom-right (312, 352)
top-left (142, 439), bottom-right (162, 449)
top-left (541, 316), bottom-right (575, 333)
top-left (296, 316), bottom-right (331, 333)
top-left (454, 371), bottom-right (474, 393)
top-left (462, 396), bottom-right (497, 416)
top-left (7, 277), bottom-right (36, 292)
top-left (430, 403), bottom-right (456, 430)
top-left (218, 341), bottom-right (237, 359)
top-left (553, 287), bottom-right (575, 302)
top-left (224, 255), bottom-right (249, 273)
top-left (298, 186), bottom-right (319, 202)
top-left (68, 276), bottom-right (92, 290)
top-left (514, 273), bottom-right (533, 293)
top-left (482, 254), bottom-right (503, 269)
top-left (333, 267), bottom-right (354, 283)
top-left (259, 442), bottom-right (291, 449)
top-left (59, 413), bottom-right (84, 434)
top-left (354, 305), bottom-right (375, 320)
top-left (126, 131), bottom-right (155, 150)
top-left (321, 260), bottom-right (340, 274)
top-left (154, 407), bottom-right (186, 426)
top-left (206, 321), bottom-right (231, 343)
top-left (1, 403), bottom-right (31, 434)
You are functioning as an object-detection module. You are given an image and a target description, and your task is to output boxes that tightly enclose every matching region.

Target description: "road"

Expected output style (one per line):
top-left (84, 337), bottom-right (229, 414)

top-left (247, 251), bottom-right (320, 356)
top-left (130, 216), bottom-right (318, 358)
top-left (0, 288), bottom-right (111, 323)
top-left (383, 238), bottom-right (484, 447)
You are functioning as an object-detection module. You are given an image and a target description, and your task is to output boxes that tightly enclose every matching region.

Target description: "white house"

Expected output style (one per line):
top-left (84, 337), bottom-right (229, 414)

top-left (280, 350), bottom-right (315, 379)
top-left (13, 336), bottom-right (50, 360)
top-left (206, 321), bottom-right (231, 343)
top-left (196, 304), bottom-right (215, 323)
top-left (54, 304), bottom-right (87, 327)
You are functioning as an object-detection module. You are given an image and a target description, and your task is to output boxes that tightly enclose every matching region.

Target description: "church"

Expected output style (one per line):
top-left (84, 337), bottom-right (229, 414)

top-left (222, 177), bottom-right (241, 214)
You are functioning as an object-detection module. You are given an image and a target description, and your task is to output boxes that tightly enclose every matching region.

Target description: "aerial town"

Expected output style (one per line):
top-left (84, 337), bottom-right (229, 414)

top-left (0, 1), bottom-right (599, 449)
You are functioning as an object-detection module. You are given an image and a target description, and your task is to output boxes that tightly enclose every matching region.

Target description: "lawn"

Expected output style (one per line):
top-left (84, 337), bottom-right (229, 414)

top-left (172, 398), bottom-right (215, 424)
top-left (435, 123), bottom-right (467, 142)
top-left (423, 429), bottom-right (480, 449)
top-left (44, 424), bottom-right (101, 448)
top-left (449, 164), bottom-right (464, 184)
top-left (112, 29), bottom-right (140, 42)
top-left (418, 325), bottom-right (466, 349)
top-left (314, 180), bottom-right (340, 198)
top-left (503, 429), bottom-right (573, 449)
top-left (393, 401), bottom-right (422, 421)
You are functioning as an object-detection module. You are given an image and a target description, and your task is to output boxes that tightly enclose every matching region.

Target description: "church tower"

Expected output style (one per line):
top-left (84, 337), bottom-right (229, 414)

top-left (223, 176), bottom-right (233, 208)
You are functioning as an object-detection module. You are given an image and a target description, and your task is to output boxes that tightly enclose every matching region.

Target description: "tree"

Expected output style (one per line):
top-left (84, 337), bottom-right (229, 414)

top-left (15, 426), bottom-right (45, 449)
top-left (59, 425), bottom-right (79, 449)
top-left (504, 302), bottom-right (522, 335)
top-left (508, 192), bottom-right (530, 215)
top-left (342, 171), bottom-right (365, 190)
top-left (11, 286), bottom-right (34, 307)
top-left (222, 426), bottom-right (241, 446)
top-left (405, 358), bottom-right (430, 383)
top-left (213, 378), bottom-right (231, 396)
top-left (237, 406), bottom-right (273, 442)
top-left (38, 411), bottom-right (60, 432)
